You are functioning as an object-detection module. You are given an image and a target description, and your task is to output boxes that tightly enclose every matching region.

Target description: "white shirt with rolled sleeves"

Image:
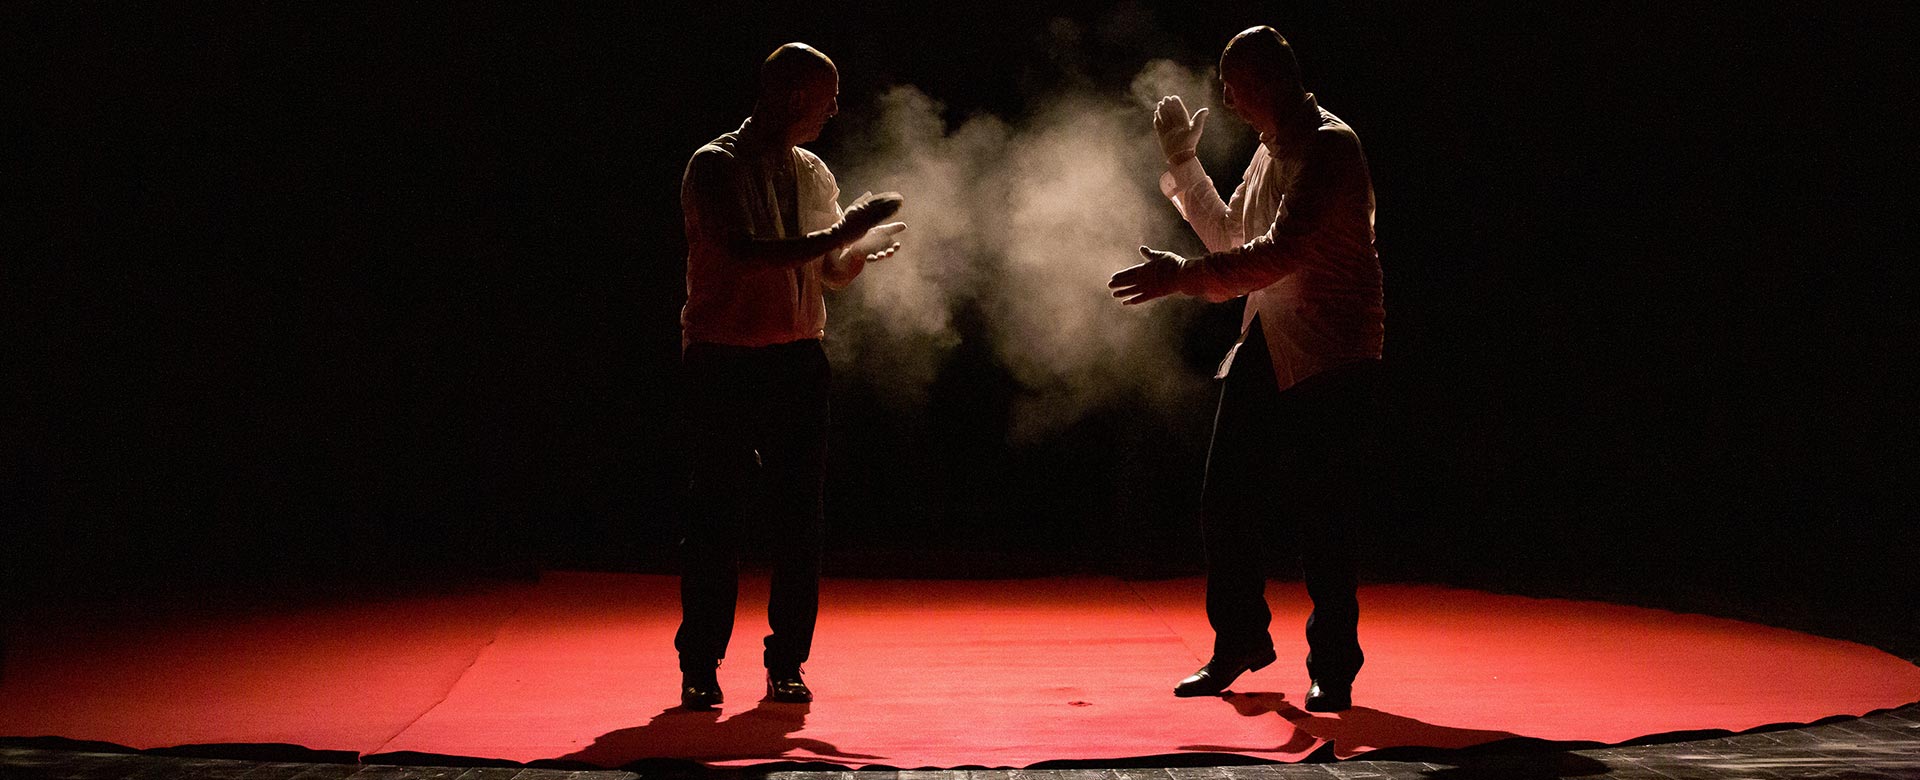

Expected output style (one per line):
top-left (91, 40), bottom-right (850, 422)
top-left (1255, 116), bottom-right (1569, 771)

top-left (1160, 94), bottom-right (1385, 391)
top-left (680, 120), bottom-right (857, 350)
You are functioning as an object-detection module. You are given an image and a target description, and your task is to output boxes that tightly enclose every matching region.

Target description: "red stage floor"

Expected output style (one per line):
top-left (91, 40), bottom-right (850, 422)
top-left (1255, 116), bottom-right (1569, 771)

top-left (5, 573), bottom-right (1918, 768)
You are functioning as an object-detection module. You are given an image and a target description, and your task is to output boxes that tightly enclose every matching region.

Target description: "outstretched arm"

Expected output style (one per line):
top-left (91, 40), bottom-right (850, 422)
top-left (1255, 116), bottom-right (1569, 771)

top-left (1177, 131), bottom-right (1369, 301)
top-left (1116, 130), bottom-right (1372, 305)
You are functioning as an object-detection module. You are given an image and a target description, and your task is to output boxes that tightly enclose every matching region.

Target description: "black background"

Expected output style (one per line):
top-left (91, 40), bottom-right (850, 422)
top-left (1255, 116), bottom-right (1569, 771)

top-left (6, 3), bottom-right (1913, 641)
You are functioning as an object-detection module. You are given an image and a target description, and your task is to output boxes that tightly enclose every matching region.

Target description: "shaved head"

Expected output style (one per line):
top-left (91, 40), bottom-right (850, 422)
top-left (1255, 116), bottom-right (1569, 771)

top-left (754, 43), bottom-right (840, 146)
top-left (1220, 26), bottom-right (1304, 105)
top-left (760, 43), bottom-right (837, 104)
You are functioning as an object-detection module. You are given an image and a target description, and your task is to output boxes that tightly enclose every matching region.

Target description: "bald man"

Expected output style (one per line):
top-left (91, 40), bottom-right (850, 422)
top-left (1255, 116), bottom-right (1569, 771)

top-left (676, 43), bottom-right (905, 710)
top-left (1110, 27), bottom-right (1385, 712)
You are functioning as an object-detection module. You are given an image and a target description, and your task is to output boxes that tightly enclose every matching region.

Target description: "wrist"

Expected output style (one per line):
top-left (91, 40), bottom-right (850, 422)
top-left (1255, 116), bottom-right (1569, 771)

top-left (1166, 148), bottom-right (1198, 166)
top-left (1172, 254), bottom-right (1202, 295)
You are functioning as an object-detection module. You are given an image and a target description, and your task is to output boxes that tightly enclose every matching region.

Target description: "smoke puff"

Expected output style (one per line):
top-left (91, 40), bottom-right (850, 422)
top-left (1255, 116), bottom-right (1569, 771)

top-left (830, 60), bottom-right (1230, 440)
top-left (828, 88), bottom-right (1009, 406)
top-left (984, 95), bottom-right (1190, 439)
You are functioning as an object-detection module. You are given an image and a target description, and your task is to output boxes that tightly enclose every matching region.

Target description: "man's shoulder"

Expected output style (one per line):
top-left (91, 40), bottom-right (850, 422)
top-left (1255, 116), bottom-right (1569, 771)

top-left (1307, 118), bottom-right (1364, 163)
top-left (1312, 108), bottom-right (1359, 139)
top-left (686, 135), bottom-right (745, 181)
top-left (692, 133), bottom-right (742, 161)
top-left (793, 145), bottom-right (831, 173)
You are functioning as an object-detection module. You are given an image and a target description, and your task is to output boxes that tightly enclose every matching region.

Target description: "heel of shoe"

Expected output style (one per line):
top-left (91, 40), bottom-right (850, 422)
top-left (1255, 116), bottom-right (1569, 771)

top-left (1250, 650), bottom-right (1277, 672)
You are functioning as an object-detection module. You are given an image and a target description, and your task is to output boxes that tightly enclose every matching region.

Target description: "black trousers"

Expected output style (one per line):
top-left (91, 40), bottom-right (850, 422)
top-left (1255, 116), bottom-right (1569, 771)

top-left (1201, 320), bottom-right (1383, 685)
top-left (675, 339), bottom-right (829, 673)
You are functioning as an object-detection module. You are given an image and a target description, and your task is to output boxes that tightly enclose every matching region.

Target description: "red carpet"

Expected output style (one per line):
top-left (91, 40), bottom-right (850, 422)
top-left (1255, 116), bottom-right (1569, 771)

top-left (5, 573), bottom-right (1918, 767)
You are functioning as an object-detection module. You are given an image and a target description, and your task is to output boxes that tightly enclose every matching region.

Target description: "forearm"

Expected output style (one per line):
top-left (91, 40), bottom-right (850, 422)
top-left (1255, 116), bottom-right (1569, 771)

top-left (728, 228), bottom-right (853, 271)
top-left (822, 246), bottom-right (864, 289)
top-left (1179, 131), bottom-right (1372, 302)
top-left (1161, 157), bottom-right (1245, 253)
top-left (1178, 232), bottom-right (1314, 302)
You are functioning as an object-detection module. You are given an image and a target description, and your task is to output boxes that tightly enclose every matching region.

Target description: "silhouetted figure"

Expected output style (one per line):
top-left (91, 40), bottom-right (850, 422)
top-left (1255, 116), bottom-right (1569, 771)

top-left (677, 42), bottom-right (906, 709)
top-left (1110, 26), bottom-right (1385, 712)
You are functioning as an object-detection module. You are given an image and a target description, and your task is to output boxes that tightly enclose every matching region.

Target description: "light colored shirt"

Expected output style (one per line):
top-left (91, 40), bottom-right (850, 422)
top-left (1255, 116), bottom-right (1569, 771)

top-left (680, 119), bottom-right (854, 349)
top-left (1161, 94), bottom-right (1385, 391)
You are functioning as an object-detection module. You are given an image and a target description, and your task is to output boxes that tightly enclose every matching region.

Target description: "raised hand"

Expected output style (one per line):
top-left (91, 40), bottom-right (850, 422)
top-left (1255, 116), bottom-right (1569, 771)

top-left (1108, 246), bottom-right (1188, 305)
top-left (1153, 95), bottom-right (1210, 162)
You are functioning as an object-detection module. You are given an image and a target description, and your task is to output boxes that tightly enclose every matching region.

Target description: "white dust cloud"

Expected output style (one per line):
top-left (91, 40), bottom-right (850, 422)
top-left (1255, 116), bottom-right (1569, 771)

top-left (827, 88), bottom-right (1008, 407)
top-left (829, 58), bottom-right (1235, 440)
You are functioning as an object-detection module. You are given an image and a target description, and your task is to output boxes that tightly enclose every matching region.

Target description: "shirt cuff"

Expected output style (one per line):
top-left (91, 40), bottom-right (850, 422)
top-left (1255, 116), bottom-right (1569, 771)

top-left (1159, 155), bottom-right (1208, 200)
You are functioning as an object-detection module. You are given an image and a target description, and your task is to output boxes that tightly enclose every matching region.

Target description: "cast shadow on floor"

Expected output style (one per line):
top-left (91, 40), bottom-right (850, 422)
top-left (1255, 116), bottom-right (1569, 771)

top-left (1186, 691), bottom-right (1611, 777)
top-left (561, 700), bottom-right (883, 768)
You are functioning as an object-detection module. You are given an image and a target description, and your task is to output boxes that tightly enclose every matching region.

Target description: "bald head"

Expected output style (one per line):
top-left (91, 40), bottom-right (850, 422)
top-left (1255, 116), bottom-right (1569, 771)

top-left (754, 43), bottom-right (840, 146)
top-left (759, 43), bottom-right (837, 104)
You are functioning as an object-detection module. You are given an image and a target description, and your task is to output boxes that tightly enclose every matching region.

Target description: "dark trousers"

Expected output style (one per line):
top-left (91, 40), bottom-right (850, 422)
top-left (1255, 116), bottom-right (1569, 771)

top-left (675, 339), bottom-right (829, 673)
top-left (1201, 320), bottom-right (1382, 685)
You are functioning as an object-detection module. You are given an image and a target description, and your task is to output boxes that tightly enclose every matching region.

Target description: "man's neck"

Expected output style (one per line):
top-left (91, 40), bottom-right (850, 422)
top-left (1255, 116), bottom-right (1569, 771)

top-left (741, 115), bottom-right (797, 155)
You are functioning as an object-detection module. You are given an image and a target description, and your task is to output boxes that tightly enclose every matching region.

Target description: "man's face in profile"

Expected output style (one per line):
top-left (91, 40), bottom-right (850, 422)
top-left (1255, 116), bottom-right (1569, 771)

top-left (1219, 61), bottom-right (1267, 131)
top-left (788, 70), bottom-right (840, 144)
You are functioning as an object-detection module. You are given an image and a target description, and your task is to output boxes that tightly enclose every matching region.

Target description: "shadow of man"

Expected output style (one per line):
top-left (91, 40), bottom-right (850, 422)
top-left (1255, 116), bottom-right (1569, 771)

top-left (1183, 692), bottom-right (1609, 776)
top-left (1184, 691), bottom-right (1529, 755)
top-left (561, 700), bottom-right (884, 768)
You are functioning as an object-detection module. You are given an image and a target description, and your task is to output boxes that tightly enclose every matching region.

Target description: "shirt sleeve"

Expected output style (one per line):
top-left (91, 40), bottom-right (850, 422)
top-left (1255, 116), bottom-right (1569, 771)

top-left (1160, 154), bottom-right (1251, 254)
top-left (1175, 129), bottom-right (1370, 303)
top-left (681, 146), bottom-right (750, 258)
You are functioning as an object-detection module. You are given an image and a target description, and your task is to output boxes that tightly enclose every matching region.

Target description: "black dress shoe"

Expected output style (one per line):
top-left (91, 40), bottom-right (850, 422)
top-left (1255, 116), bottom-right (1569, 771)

top-left (766, 666), bottom-right (812, 703)
top-left (681, 667), bottom-right (723, 710)
top-left (1174, 647), bottom-right (1278, 697)
top-left (1304, 680), bottom-right (1351, 712)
